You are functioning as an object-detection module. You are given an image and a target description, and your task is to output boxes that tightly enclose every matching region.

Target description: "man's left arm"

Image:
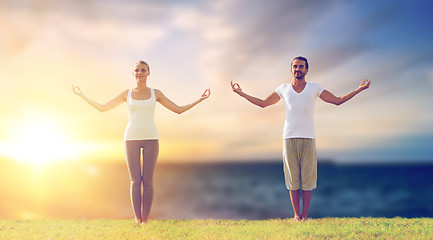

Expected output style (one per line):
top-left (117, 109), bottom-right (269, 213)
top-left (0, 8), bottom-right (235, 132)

top-left (320, 78), bottom-right (371, 106)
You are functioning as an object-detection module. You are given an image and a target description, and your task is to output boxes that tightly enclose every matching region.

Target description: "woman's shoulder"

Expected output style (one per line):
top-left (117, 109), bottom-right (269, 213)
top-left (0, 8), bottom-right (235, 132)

top-left (153, 88), bottom-right (163, 100)
top-left (153, 88), bottom-right (164, 95)
top-left (119, 89), bottom-right (130, 100)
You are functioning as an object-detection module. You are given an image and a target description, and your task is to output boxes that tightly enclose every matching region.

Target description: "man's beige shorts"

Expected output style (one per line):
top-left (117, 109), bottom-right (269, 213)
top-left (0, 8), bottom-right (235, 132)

top-left (282, 138), bottom-right (317, 191)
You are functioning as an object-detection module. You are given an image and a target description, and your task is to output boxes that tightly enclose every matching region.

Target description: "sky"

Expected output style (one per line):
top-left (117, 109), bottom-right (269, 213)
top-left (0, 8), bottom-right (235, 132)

top-left (1, 0), bottom-right (433, 165)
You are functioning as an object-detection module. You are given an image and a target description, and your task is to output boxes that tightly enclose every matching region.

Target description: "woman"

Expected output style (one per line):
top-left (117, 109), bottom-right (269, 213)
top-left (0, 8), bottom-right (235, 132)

top-left (72, 60), bottom-right (210, 224)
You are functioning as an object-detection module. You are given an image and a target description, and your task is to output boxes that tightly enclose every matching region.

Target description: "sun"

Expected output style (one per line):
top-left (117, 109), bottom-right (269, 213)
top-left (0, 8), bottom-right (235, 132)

top-left (0, 115), bottom-right (79, 166)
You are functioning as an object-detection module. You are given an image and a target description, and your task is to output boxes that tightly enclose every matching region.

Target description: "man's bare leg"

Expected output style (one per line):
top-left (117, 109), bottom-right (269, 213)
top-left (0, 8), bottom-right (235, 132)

top-left (301, 190), bottom-right (312, 220)
top-left (290, 190), bottom-right (302, 221)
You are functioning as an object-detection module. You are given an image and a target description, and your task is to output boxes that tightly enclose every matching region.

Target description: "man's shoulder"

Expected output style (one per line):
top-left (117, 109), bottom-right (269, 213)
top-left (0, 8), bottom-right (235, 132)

top-left (306, 82), bottom-right (325, 94)
top-left (276, 83), bottom-right (290, 89)
top-left (275, 83), bottom-right (290, 98)
top-left (307, 82), bottom-right (324, 89)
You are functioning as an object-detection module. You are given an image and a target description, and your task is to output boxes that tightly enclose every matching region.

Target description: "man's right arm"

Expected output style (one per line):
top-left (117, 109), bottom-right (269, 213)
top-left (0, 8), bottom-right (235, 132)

top-left (231, 81), bottom-right (280, 108)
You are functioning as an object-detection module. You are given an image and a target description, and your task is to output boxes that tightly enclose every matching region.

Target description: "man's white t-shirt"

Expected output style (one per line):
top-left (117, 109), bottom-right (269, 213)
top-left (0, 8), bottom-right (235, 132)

top-left (275, 82), bottom-right (324, 139)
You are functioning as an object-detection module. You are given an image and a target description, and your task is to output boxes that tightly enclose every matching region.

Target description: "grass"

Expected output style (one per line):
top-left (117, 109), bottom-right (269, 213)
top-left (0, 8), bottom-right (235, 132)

top-left (0, 217), bottom-right (432, 240)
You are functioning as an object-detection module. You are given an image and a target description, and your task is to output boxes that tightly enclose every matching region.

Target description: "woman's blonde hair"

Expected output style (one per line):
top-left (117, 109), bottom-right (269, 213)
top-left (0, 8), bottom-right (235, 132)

top-left (136, 60), bottom-right (150, 71)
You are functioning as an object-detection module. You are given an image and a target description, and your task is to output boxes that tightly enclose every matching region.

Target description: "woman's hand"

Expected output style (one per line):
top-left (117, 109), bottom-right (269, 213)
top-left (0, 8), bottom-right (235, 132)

top-left (72, 85), bottom-right (82, 96)
top-left (200, 88), bottom-right (211, 101)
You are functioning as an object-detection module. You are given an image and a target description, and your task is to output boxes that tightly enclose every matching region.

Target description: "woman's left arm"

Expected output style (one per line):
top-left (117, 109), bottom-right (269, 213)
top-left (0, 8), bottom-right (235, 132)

top-left (156, 89), bottom-right (210, 114)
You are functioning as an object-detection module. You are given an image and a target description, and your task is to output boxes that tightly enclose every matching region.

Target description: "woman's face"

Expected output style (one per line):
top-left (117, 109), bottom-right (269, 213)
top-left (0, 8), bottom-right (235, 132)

top-left (134, 64), bottom-right (150, 81)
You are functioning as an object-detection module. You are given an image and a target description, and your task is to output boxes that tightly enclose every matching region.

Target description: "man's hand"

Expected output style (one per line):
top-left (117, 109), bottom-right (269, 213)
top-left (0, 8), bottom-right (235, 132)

top-left (231, 81), bottom-right (243, 95)
top-left (359, 78), bottom-right (371, 91)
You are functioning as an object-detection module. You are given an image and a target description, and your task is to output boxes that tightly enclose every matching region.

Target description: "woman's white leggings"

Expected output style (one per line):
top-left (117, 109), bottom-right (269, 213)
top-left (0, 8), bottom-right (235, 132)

top-left (124, 140), bottom-right (159, 221)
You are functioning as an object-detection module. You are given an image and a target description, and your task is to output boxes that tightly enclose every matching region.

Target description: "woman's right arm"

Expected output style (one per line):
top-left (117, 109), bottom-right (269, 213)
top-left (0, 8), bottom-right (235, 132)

top-left (72, 85), bottom-right (128, 112)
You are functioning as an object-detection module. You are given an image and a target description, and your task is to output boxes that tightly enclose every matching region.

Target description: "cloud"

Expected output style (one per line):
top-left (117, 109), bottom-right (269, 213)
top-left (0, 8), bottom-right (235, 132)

top-left (197, 0), bottom-right (334, 80)
top-left (430, 71), bottom-right (433, 85)
top-left (46, 14), bottom-right (167, 52)
top-left (0, 0), bottom-right (169, 56)
top-left (1, 0), bottom-right (433, 163)
top-left (324, 133), bottom-right (433, 163)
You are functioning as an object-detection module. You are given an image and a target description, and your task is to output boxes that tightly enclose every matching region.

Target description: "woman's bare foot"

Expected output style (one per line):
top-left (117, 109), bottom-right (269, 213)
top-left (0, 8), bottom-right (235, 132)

top-left (293, 215), bottom-right (302, 222)
top-left (135, 218), bottom-right (142, 224)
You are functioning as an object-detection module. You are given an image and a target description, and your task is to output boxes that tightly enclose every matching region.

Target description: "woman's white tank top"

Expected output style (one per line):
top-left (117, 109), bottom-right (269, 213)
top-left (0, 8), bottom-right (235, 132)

top-left (124, 88), bottom-right (158, 140)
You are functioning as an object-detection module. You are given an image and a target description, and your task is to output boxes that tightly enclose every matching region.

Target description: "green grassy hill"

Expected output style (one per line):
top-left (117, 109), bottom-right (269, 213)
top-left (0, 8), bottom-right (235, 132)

top-left (1, 218), bottom-right (432, 239)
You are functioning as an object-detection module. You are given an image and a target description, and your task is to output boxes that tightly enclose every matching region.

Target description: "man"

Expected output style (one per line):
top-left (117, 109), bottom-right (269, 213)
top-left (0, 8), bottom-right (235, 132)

top-left (231, 56), bottom-right (370, 221)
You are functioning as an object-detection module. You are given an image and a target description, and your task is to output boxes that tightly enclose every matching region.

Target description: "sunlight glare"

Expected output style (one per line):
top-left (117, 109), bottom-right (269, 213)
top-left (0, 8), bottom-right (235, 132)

top-left (0, 116), bottom-right (79, 166)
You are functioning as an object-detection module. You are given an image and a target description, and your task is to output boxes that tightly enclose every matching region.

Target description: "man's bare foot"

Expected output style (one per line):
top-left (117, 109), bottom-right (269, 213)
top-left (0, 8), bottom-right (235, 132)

top-left (293, 215), bottom-right (302, 222)
top-left (135, 218), bottom-right (142, 224)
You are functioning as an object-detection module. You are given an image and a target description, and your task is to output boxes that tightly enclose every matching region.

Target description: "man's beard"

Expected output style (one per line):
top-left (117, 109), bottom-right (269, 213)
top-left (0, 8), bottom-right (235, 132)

top-left (294, 71), bottom-right (305, 79)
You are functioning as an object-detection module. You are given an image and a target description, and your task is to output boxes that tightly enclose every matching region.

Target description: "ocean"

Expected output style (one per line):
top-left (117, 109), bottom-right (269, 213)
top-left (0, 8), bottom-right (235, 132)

top-left (150, 161), bottom-right (433, 219)
top-left (0, 160), bottom-right (432, 219)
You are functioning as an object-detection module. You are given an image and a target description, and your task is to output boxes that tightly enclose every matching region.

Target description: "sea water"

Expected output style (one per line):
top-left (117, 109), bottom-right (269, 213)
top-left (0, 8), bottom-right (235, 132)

top-left (151, 161), bottom-right (433, 219)
top-left (1, 160), bottom-right (432, 219)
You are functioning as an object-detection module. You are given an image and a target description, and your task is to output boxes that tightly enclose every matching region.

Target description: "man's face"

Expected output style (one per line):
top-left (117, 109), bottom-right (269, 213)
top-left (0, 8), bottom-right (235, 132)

top-left (291, 59), bottom-right (308, 80)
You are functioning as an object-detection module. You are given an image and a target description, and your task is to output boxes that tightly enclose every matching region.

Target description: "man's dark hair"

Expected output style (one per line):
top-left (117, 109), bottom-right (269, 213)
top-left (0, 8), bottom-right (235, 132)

top-left (291, 56), bottom-right (309, 69)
